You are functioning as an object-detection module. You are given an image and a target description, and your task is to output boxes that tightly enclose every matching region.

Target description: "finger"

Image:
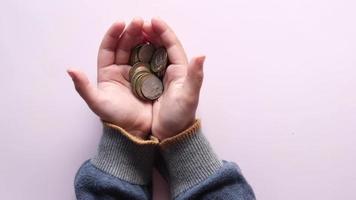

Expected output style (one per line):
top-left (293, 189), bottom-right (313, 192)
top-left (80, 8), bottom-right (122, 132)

top-left (115, 17), bottom-right (144, 65)
top-left (183, 56), bottom-right (205, 96)
top-left (98, 21), bottom-right (126, 68)
top-left (142, 21), bottom-right (162, 46)
top-left (151, 17), bottom-right (188, 64)
top-left (67, 68), bottom-right (98, 105)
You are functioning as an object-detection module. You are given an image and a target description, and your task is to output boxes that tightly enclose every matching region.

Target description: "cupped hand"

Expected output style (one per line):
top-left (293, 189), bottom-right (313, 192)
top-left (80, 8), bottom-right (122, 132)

top-left (143, 18), bottom-right (205, 140)
top-left (67, 18), bottom-right (152, 139)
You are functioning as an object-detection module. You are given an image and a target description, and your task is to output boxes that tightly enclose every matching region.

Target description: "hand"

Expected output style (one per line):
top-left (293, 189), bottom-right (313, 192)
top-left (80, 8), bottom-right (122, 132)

top-left (67, 18), bottom-right (152, 139)
top-left (143, 18), bottom-right (205, 140)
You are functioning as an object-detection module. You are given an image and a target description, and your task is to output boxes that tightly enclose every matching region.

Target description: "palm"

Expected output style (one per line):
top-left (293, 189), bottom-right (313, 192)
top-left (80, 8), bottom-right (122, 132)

top-left (152, 64), bottom-right (195, 139)
top-left (142, 18), bottom-right (204, 140)
top-left (68, 19), bottom-right (153, 138)
top-left (96, 64), bottom-right (152, 137)
top-left (69, 18), bottom-right (204, 140)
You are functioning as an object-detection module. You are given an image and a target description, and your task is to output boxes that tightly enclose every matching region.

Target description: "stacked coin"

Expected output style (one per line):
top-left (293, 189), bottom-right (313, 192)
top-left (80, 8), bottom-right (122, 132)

top-left (129, 43), bottom-right (168, 101)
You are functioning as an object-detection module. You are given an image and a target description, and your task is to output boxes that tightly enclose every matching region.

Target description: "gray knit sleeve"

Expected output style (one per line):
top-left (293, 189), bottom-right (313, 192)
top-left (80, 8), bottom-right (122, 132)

top-left (159, 120), bottom-right (222, 197)
top-left (91, 122), bottom-right (159, 185)
top-left (74, 122), bottom-right (159, 199)
top-left (159, 120), bottom-right (255, 200)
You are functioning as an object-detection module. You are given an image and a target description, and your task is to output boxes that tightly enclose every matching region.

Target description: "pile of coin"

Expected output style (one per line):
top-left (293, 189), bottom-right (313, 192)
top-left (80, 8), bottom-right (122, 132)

top-left (129, 43), bottom-right (168, 101)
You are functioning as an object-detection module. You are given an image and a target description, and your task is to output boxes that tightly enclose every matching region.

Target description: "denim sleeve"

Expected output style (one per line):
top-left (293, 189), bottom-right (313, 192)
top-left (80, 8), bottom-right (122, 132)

top-left (74, 122), bottom-right (159, 200)
top-left (74, 160), bottom-right (152, 200)
top-left (176, 161), bottom-right (255, 200)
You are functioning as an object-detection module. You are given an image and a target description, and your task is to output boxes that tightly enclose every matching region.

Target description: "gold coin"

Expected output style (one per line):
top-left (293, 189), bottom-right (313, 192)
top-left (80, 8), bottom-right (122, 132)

top-left (132, 72), bottom-right (145, 98)
top-left (136, 72), bottom-right (150, 100)
top-left (129, 44), bottom-right (143, 66)
top-left (131, 72), bottom-right (140, 97)
top-left (129, 62), bottom-right (151, 81)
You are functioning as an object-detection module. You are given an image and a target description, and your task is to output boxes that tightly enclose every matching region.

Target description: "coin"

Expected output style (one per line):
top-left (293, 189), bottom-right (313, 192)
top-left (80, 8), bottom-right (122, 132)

top-left (136, 73), bottom-right (149, 99)
top-left (150, 47), bottom-right (168, 77)
top-left (129, 44), bottom-right (143, 66)
top-left (129, 62), bottom-right (151, 80)
top-left (128, 43), bottom-right (168, 101)
top-left (154, 69), bottom-right (165, 78)
top-left (140, 74), bottom-right (163, 100)
top-left (131, 71), bottom-right (148, 98)
top-left (138, 43), bottom-right (155, 63)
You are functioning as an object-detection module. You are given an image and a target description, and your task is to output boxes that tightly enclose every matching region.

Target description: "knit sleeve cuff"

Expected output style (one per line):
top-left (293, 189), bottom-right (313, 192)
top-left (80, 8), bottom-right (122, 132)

top-left (159, 119), bottom-right (223, 197)
top-left (91, 122), bottom-right (159, 185)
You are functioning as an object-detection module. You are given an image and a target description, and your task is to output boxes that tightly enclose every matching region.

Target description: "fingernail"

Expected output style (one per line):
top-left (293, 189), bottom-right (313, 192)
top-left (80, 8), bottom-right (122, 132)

top-left (132, 16), bottom-right (143, 22)
top-left (197, 55), bottom-right (206, 65)
top-left (66, 69), bottom-right (75, 79)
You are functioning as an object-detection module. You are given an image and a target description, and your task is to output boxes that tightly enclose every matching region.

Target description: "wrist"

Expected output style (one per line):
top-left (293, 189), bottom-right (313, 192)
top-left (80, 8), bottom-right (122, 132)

top-left (154, 118), bottom-right (196, 141)
top-left (152, 118), bottom-right (199, 141)
top-left (101, 119), bottom-right (150, 140)
top-left (125, 129), bottom-right (150, 140)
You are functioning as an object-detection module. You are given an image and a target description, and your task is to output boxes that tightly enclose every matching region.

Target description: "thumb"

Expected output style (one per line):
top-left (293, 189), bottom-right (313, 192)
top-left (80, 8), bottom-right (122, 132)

top-left (184, 56), bottom-right (205, 96)
top-left (67, 68), bottom-right (98, 105)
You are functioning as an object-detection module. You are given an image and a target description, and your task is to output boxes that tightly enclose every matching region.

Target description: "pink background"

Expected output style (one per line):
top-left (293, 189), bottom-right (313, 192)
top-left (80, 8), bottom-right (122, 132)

top-left (1, 0), bottom-right (355, 199)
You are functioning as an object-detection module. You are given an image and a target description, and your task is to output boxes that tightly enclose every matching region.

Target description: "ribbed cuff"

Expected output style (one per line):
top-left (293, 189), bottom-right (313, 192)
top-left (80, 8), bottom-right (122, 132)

top-left (91, 122), bottom-right (159, 185)
top-left (159, 120), bottom-right (223, 197)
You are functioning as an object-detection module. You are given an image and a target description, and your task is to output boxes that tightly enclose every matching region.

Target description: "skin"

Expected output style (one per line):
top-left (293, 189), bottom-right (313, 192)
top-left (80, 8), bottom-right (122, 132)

top-left (67, 17), bottom-right (205, 140)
